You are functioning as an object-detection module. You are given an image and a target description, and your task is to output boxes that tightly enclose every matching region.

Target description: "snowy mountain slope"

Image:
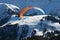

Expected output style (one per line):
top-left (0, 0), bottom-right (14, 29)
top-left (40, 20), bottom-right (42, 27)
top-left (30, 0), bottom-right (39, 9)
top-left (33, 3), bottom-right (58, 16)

top-left (10, 15), bottom-right (60, 30)
top-left (0, 3), bottom-right (20, 26)
top-left (0, 2), bottom-right (60, 40)
top-left (10, 15), bottom-right (47, 25)
top-left (7, 15), bottom-right (60, 40)
top-left (0, 3), bottom-right (20, 15)
top-left (0, 14), bottom-right (60, 40)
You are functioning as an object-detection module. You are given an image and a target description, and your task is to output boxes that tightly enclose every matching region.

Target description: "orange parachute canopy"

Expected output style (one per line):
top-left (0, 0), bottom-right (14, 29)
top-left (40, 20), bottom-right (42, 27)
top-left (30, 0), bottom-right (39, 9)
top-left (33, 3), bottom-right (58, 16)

top-left (19, 6), bottom-right (45, 18)
top-left (19, 6), bottom-right (32, 18)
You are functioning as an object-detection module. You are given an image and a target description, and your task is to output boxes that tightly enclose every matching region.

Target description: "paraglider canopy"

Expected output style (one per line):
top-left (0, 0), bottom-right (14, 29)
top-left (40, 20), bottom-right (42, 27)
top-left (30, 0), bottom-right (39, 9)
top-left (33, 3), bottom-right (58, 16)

top-left (19, 6), bottom-right (45, 18)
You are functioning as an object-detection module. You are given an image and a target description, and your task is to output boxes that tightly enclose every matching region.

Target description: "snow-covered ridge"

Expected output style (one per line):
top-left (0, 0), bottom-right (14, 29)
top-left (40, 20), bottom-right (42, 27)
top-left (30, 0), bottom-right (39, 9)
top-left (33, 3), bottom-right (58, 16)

top-left (0, 3), bottom-right (20, 15)
top-left (0, 3), bottom-right (20, 9)
top-left (0, 3), bottom-right (20, 26)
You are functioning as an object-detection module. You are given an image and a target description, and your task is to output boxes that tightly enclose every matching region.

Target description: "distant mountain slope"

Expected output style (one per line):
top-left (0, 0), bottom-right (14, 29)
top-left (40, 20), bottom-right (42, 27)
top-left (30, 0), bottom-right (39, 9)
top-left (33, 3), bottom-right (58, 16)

top-left (0, 3), bottom-right (20, 26)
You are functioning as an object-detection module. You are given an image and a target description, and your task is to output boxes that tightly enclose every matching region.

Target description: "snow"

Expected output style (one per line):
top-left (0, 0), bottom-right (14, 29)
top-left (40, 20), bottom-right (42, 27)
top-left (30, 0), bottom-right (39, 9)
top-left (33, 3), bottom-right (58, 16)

top-left (48, 23), bottom-right (60, 30)
top-left (7, 15), bottom-right (60, 40)
top-left (5, 3), bottom-right (20, 13)
top-left (0, 3), bottom-right (20, 27)
top-left (34, 29), bottom-right (43, 36)
top-left (0, 3), bottom-right (20, 15)
top-left (18, 15), bottom-right (47, 25)
top-left (0, 1), bottom-right (60, 40)
top-left (0, 2), bottom-right (60, 40)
